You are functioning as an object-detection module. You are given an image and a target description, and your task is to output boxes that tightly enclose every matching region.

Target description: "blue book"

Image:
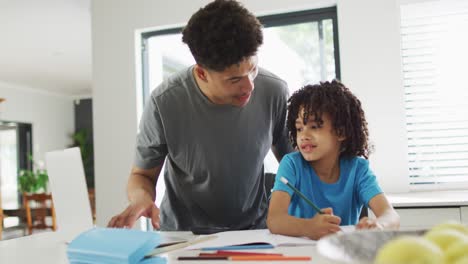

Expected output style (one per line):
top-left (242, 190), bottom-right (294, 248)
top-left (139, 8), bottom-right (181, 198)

top-left (67, 227), bottom-right (166, 264)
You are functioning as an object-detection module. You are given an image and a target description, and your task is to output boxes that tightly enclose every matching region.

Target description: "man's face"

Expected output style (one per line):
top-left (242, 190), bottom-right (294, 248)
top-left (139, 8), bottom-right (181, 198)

top-left (204, 56), bottom-right (258, 107)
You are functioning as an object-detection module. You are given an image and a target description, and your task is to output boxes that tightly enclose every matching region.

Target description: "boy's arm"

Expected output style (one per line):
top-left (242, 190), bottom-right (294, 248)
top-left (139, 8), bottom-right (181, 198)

top-left (267, 191), bottom-right (341, 240)
top-left (357, 193), bottom-right (400, 230)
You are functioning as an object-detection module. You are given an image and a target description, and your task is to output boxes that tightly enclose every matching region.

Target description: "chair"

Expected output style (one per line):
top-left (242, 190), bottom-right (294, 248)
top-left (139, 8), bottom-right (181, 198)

top-left (359, 207), bottom-right (369, 219)
top-left (88, 188), bottom-right (96, 223)
top-left (23, 193), bottom-right (56, 235)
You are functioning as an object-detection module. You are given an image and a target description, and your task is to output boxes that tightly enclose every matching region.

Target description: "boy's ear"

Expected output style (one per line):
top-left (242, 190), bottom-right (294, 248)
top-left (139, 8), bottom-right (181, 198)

top-left (336, 128), bottom-right (346, 141)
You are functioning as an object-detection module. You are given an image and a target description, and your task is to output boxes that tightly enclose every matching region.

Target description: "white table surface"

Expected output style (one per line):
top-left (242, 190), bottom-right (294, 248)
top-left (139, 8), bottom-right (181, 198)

top-left (0, 230), bottom-right (339, 264)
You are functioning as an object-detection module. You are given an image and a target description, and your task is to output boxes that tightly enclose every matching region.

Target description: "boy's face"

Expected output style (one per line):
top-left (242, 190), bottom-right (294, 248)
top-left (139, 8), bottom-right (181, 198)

top-left (295, 108), bottom-right (345, 163)
top-left (199, 56), bottom-right (258, 107)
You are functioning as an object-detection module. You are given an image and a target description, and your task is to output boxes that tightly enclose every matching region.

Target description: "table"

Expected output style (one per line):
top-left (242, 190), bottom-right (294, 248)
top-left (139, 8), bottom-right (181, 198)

top-left (0, 231), bottom-right (338, 263)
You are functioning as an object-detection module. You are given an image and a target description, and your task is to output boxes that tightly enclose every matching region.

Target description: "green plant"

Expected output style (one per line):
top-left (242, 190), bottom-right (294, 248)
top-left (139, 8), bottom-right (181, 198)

top-left (18, 168), bottom-right (48, 193)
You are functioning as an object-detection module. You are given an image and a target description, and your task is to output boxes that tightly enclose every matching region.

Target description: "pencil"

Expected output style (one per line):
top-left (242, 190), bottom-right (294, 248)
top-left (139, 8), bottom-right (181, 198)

top-left (178, 256), bottom-right (311, 261)
top-left (280, 176), bottom-right (323, 214)
top-left (199, 251), bottom-right (283, 257)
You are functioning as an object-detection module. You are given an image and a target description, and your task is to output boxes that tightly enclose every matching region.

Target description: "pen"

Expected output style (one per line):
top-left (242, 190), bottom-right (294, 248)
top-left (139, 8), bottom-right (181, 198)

top-left (200, 244), bottom-right (274, 251)
top-left (145, 236), bottom-right (217, 257)
top-left (178, 256), bottom-right (228, 260)
top-left (280, 176), bottom-right (324, 214)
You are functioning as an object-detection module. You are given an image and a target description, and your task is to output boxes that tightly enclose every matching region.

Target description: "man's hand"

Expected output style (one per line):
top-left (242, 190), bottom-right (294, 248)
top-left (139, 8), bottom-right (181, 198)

top-left (107, 196), bottom-right (160, 229)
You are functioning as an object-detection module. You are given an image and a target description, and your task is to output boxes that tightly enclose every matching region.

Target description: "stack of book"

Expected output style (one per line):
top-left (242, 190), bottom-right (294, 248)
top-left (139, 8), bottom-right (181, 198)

top-left (67, 227), bottom-right (166, 264)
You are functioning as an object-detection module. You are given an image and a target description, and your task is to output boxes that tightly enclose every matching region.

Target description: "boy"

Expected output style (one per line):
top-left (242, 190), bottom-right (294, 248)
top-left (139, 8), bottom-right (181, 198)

top-left (267, 80), bottom-right (399, 240)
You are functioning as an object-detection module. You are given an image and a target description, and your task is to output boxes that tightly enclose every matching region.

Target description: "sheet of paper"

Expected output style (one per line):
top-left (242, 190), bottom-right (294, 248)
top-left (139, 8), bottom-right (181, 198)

top-left (340, 225), bottom-right (356, 233)
top-left (186, 229), bottom-right (316, 250)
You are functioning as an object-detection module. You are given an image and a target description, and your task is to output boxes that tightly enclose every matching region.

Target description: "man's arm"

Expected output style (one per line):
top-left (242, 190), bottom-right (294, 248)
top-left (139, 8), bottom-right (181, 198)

top-left (127, 165), bottom-right (162, 203)
top-left (108, 163), bottom-right (164, 229)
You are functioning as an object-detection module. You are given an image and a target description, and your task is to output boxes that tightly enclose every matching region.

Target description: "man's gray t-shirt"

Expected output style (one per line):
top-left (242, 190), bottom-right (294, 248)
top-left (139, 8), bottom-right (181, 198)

top-left (135, 66), bottom-right (292, 231)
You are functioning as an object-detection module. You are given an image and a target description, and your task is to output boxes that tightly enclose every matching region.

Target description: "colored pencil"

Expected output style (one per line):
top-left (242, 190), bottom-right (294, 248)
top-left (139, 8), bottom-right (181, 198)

top-left (199, 251), bottom-right (283, 257)
top-left (178, 255), bottom-right (311, 261)
top-left (280, 176), bottom-right (323, 214)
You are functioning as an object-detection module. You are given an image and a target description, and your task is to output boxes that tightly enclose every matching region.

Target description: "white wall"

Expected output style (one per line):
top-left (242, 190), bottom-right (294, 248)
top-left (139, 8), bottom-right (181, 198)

top-left (338, 1), bottom-right (409, 193)
top-left (0, 81), bottom-right (74, 164)
top-left (92, 0), bottom-right (409, 227)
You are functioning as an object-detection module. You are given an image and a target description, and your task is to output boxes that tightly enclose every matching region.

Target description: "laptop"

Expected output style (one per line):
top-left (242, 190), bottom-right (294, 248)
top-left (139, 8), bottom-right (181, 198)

top-left (45, 147), bottom-right (94, 242)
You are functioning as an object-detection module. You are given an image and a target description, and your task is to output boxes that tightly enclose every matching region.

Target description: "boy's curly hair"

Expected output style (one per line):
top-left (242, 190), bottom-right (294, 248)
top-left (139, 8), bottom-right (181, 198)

top-left (182, 0), bottom-right (263, 71)
top-left (287, 80), bottom-right (371, 159)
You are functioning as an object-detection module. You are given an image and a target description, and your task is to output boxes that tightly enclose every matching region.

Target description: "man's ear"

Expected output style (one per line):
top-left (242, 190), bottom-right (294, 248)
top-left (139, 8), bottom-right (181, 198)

top-left (194, 65), bottom-right (208, 82)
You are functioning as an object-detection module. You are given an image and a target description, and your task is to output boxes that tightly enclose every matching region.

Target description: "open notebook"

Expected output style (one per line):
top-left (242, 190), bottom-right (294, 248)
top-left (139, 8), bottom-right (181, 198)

top-left (186, 227), bottom-right (356, 250)
top-left (186, 229), bottom-right (314, 250)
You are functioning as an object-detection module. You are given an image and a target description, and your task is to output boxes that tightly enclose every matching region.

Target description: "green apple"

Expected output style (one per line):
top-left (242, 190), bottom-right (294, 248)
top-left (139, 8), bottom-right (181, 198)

top-left (424, 229), bottom-right (467, 251)
top-left (453, 256), bottom-right (468, 264)
top-left (445, 239), bottom-right (468, 264)
top-left (430, 221), bottom-right (468, 236)
top-left (374, 236), bottom-right (443, 264)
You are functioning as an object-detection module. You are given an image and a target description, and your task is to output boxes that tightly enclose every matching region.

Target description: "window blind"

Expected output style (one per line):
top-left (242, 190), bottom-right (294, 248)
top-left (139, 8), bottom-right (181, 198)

top-left (400, 0), bottom-right (468, 190)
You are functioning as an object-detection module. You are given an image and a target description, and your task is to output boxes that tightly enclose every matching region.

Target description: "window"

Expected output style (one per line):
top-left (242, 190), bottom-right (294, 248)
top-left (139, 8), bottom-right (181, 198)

top-left (141, 7), bottom-right (339, 100)
top-left (0, 123), bottom-right (19, 209)
top-left (140, 7), bottom-right (340, 206)
top-left (0, 121), bottom-right (32, 227)
top-left (400, 0), bottom-right (468, 190)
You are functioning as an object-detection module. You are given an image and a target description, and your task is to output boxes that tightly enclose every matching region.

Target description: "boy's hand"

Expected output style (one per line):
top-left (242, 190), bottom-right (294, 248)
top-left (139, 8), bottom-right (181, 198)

top-left (356, 216), bottom-right (383, 230)
top-left (306, 207), bottom-right (341, 240)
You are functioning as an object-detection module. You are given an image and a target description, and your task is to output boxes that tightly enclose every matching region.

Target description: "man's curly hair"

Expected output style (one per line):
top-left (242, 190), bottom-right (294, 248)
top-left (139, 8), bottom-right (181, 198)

top-left (182, 0), bottom-right (263, 71)
top-left (287, 80), bottom-right (372, 159)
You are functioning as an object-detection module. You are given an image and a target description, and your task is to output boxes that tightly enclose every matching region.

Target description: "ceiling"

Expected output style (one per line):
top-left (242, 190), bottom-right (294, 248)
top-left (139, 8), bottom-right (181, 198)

top-left (0, 0), bottom-right (91, 96)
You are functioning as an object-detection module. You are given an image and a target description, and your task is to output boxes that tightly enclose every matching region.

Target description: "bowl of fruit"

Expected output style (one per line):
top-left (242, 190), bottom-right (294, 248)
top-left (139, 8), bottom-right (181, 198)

top-left (317, 221), bottom-right (468, 264)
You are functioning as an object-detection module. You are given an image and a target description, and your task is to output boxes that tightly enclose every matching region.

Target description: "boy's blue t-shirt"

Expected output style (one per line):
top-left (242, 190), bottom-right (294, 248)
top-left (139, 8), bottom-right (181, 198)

top-left (272, 152), bottom-right (382, 225)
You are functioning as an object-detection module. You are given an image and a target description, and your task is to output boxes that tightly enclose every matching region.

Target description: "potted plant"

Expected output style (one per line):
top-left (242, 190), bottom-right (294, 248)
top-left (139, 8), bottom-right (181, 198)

top-left (17, 167), bottom-right (48, 194)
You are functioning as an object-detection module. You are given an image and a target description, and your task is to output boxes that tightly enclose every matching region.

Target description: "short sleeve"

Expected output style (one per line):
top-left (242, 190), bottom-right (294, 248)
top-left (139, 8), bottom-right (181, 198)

top-left (134, 94), bottom-right (168, 169)
top-left (357, 159), bottom-right (383, 207)
top-left (272, 154), bottom-right (297, 197)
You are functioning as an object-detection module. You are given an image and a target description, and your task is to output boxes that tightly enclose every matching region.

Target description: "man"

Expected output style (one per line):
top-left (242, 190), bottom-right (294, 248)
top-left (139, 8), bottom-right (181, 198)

top-left (108, 0), bottom-right (292, 231)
